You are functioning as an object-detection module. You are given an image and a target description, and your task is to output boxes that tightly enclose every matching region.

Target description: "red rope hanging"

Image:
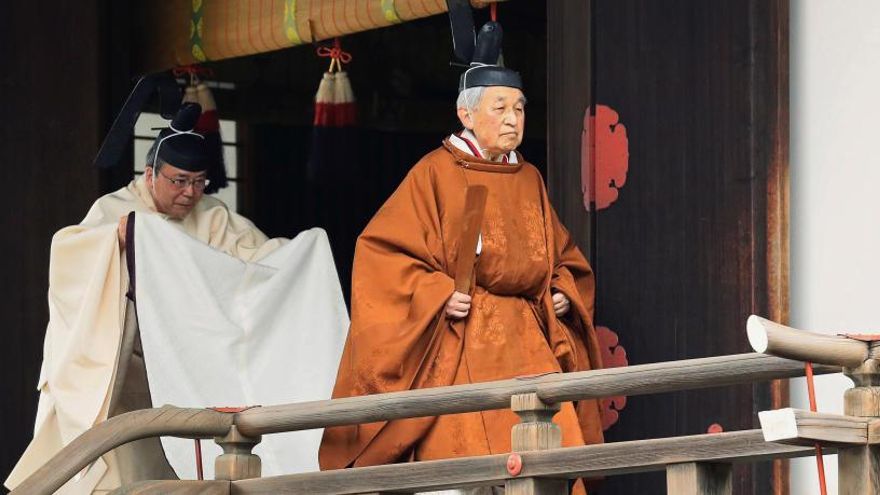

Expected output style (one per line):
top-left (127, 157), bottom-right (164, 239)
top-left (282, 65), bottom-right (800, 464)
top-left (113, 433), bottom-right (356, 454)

top-left (312, 36), bottom-right (356, 127)
top-left (490, 2), bottom-right (497, 21)
top-left (194, 439), bottom-right (204, 480)
top-left (805, 362), bottom-right (828, 495)
top-left (316, 37), bottom-right (353, 72)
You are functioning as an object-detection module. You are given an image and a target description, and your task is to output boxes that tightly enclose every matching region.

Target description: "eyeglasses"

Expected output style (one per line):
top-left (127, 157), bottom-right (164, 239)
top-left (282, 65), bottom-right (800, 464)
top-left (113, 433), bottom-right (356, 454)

top-left (157, 170), bottom-right (210, 191)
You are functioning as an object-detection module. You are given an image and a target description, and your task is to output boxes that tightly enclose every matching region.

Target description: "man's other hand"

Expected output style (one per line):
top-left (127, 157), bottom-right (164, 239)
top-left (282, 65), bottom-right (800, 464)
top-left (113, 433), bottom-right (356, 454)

top-left (445, 291), bottom-right (472, 320)
top-left (552, 291), bottom-right (570, 317)
top-left (118, 215), bottom-right (128, 250)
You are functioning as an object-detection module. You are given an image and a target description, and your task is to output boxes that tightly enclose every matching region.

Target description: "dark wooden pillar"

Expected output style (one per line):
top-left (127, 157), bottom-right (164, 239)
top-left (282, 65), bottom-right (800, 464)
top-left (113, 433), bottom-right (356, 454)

top-left (0, 1), bottom-right (119, 482)
top-left (750, 2), bottom-right (791, 493)
top-left (546, 1), bottom-right (790, 494)
top-left (547, 0), bottom-right (592, 252)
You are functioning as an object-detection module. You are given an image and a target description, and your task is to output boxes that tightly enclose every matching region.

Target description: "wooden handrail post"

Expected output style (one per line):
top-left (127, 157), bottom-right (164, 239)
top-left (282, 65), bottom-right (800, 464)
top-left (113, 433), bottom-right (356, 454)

top-left (839, 351), bottom-right (880, 495)
top-left (666, 462), bottom-right (732, 494)
top-left (214, 425), bottom-right (262, 481)
top-left (505, 393), bottom-right (568, 495)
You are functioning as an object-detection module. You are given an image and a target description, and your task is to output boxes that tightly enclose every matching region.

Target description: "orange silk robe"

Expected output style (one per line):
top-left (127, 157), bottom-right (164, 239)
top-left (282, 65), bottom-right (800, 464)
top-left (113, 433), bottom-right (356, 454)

top-left (320, 141), bottom-right (604, 473)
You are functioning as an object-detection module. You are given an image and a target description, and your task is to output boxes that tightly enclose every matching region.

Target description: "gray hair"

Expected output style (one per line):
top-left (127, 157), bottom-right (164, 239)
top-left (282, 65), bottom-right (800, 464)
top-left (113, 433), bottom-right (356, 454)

top-left (456, 86), bottom-right (528, 113)
top-left (456, 86), bottom-right (487, 113)
top-left (145, 138), bottom-right (167, 172)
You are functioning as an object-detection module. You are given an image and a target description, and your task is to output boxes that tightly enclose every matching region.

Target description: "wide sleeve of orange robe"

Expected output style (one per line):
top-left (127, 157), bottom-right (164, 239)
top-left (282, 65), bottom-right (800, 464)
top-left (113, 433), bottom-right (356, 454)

top-left (320, 143), bottom-right (604, 472)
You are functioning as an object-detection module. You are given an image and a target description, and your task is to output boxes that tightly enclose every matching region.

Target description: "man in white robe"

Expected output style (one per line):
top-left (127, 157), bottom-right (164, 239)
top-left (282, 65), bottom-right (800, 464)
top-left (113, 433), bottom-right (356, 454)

top-left (5, 103), bottom-right (344, 493)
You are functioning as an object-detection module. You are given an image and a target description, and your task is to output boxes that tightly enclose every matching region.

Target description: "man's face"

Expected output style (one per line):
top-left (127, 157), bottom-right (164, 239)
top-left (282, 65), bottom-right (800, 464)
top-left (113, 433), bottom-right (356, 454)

top-left (457, 86), bottom-right (526, 158)
top-left (144, 163), bottom-right (207, 219)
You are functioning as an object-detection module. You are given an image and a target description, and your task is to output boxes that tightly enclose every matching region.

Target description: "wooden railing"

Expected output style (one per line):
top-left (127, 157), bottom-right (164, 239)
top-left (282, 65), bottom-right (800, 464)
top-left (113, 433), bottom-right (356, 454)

top-left (12, 315), bottom-right (879, 495)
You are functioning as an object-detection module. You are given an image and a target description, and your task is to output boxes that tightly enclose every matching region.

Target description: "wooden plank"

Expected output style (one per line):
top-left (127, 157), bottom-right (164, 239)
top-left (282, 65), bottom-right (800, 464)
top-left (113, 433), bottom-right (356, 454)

top-left (453, 186), bottom-right (489, 294)
top-left (758, 408), bottom-right (870, 446)
top-left (232, 430), bottom-right (818, 494)
top-left (666, 463), bottom-right (732, 495)
top-left (235, 353), bottom-right (838, 437)
top-left (747, 315), bottom-right (868, 368)
top-left (11, 407), bottom-right (232, 495)
top-left (110, 480), bottom-right (230, 495)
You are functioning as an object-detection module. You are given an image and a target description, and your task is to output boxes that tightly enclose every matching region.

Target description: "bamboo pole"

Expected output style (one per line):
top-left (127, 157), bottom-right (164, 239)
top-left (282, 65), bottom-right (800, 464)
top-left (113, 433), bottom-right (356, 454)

top-left (747, 315), bottom-right (868, 367)
top-left (136, 0), bottom-right (511, 73)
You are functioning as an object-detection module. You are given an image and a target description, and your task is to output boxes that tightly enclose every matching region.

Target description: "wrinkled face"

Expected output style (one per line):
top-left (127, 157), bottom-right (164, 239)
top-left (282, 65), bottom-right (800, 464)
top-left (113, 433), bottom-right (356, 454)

top-left (457, 86), bottom-right (526, 158)
top-left (144, 163), bottom-right (207, 219)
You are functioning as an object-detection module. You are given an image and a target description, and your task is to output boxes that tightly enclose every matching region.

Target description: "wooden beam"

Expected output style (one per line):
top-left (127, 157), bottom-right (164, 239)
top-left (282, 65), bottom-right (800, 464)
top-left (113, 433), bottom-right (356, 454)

top-left (666, 463), bottom-right (732, 495)
top-left (747, 315), bottom-right (868, 367)
top-left (235, 353), bottom-right (838, 437)
top-left (759, 408), bottom-right (870, 446)
top-left (232, 430), bottom-right (819, 494)
top-left (109, 480), bottom-right (230, 495)
top-left (10, 406), bottom-right (233, 495)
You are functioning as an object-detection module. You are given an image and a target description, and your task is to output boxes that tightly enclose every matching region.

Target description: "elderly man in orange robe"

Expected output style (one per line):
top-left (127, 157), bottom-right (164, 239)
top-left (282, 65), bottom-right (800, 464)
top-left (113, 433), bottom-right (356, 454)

top-left (319, 30), bottom-right (605, 494)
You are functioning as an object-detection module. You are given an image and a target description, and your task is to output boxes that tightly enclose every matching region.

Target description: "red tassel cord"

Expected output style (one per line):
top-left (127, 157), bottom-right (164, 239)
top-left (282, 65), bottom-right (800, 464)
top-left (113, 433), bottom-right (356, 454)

top-left (805, 362), bottom-right (828, 495)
